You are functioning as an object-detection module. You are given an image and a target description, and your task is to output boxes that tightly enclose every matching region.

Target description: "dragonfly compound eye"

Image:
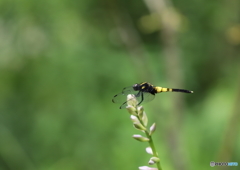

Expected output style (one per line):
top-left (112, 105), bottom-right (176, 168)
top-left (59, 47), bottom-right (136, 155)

top-left (133, 84), bottom-right (140, 91)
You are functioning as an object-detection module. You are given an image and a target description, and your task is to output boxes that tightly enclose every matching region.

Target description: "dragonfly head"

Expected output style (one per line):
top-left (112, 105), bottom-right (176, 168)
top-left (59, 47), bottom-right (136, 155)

top-left (133, 83), bottom-right (140, 91)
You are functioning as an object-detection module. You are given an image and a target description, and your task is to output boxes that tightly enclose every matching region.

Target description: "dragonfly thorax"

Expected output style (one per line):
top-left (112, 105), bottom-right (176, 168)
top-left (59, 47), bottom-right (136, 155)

top-left (133, 83), bottom-right (157, 95)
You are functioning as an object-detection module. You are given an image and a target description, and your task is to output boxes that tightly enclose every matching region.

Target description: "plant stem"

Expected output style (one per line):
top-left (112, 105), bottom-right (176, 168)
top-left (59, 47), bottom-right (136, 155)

top-left (137, 115), bottom-right (163, 170)
top-left (146, 132), bottom-right (162, 170)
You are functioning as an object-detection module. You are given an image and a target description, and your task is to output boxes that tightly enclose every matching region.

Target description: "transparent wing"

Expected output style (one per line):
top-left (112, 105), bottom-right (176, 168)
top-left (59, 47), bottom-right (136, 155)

top-left (112, 86), bottom-right (137, 104)
top-left (113, 91), bottom-right (155, 109)
top-left (112, 92), bottom-right (128, 104)
top-left (135, 92), bottom-right (155, 106)
top-left (121, 86), bottom-right (135, 94)
top-left (119, 100), bottom-right (129, 109)
top-left (112, 92), bottom-right (135, 109)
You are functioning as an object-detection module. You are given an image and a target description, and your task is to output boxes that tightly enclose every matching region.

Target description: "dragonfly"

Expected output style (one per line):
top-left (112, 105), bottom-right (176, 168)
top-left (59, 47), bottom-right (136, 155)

top-left (112, 82), bottom-right (193, 109)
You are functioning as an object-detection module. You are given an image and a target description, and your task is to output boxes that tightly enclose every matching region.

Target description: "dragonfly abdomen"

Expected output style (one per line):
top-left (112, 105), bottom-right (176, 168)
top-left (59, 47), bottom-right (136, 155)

top-left (155, 86), bottom-right (193, 93)
top-left (172, 88), bottom-right (193, 93)
top-left (154, 87), bottom-right (172, 93)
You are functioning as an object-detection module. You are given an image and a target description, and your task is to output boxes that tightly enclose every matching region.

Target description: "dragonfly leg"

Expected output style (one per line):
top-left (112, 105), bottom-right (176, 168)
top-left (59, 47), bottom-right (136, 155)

top-left (137, 92), bottom-right (144, 105)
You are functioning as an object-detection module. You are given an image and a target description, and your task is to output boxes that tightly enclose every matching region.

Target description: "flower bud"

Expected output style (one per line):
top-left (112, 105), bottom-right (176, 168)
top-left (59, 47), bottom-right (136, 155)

top-left (150, 157), bottom-right (160, 163)
top-left (148, 159), bottom-right (155, 165)
top-left (149, 123), bottom-right (156, 136)
top-left (137, 106), bottom-right (144, 118)
top-left (130, 115), bottom-right (139, 123)
top-left (127, 94), bottom-right (138, 107)
top-left (146, 147), bottom-right (153, 155)
top-left (126, 106), bottom-right (137, 116)
top-left (133, 123), bottom-right (146, 131)
top-left (133, 134), bottom-right (150, 142)
top-left (141, 111), bottom-right (148, 127)
top-left (138, 166), bottom-right (157, 170)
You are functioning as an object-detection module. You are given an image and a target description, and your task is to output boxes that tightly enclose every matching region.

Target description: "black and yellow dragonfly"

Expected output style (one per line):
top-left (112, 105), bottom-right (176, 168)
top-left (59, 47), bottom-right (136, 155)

top-left (112, 82), bottom-right (193, 109)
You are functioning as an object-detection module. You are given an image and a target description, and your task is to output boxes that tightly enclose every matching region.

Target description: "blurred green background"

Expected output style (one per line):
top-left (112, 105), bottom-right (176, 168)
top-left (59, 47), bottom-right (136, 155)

top-left (0, 0), bottom-right (239, 170)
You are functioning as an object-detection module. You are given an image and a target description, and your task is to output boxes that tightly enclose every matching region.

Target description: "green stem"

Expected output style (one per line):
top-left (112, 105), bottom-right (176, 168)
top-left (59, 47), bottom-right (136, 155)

top-left (137, 115), bottom-right (163, 170)
top-left (146, 131), bottom-right (162, 170)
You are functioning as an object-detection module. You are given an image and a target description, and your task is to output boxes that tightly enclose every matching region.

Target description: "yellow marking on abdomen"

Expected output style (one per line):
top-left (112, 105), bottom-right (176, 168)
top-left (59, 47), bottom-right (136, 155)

top-left (155, 87), bottom-right (172, 93)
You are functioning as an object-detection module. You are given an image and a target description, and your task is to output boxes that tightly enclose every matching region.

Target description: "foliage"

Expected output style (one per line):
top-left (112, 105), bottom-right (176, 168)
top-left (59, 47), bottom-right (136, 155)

top-left (0, 0), bottom-right (240, 170)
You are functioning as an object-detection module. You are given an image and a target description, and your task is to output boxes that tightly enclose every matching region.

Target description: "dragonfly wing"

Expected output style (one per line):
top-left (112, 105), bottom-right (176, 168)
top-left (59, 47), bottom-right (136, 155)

top-left (119, 101), bottom-right (128, 109)
top-left (112, 86), bottom-right (136, 104)
top-left (119, 92), bottom-right (155, 109)
top-left (113, 91), bottom-right (155, 109)
top-left (136, 92), bottom-right (155, 106)
top-left (112, 92), bottom-right (127, 103)
top-left (119, 93), bottom-right (139, 109)
top-left (121, 86), bottom-right (135, 94)
top-left (113, 85), bottom-right (155, 109)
